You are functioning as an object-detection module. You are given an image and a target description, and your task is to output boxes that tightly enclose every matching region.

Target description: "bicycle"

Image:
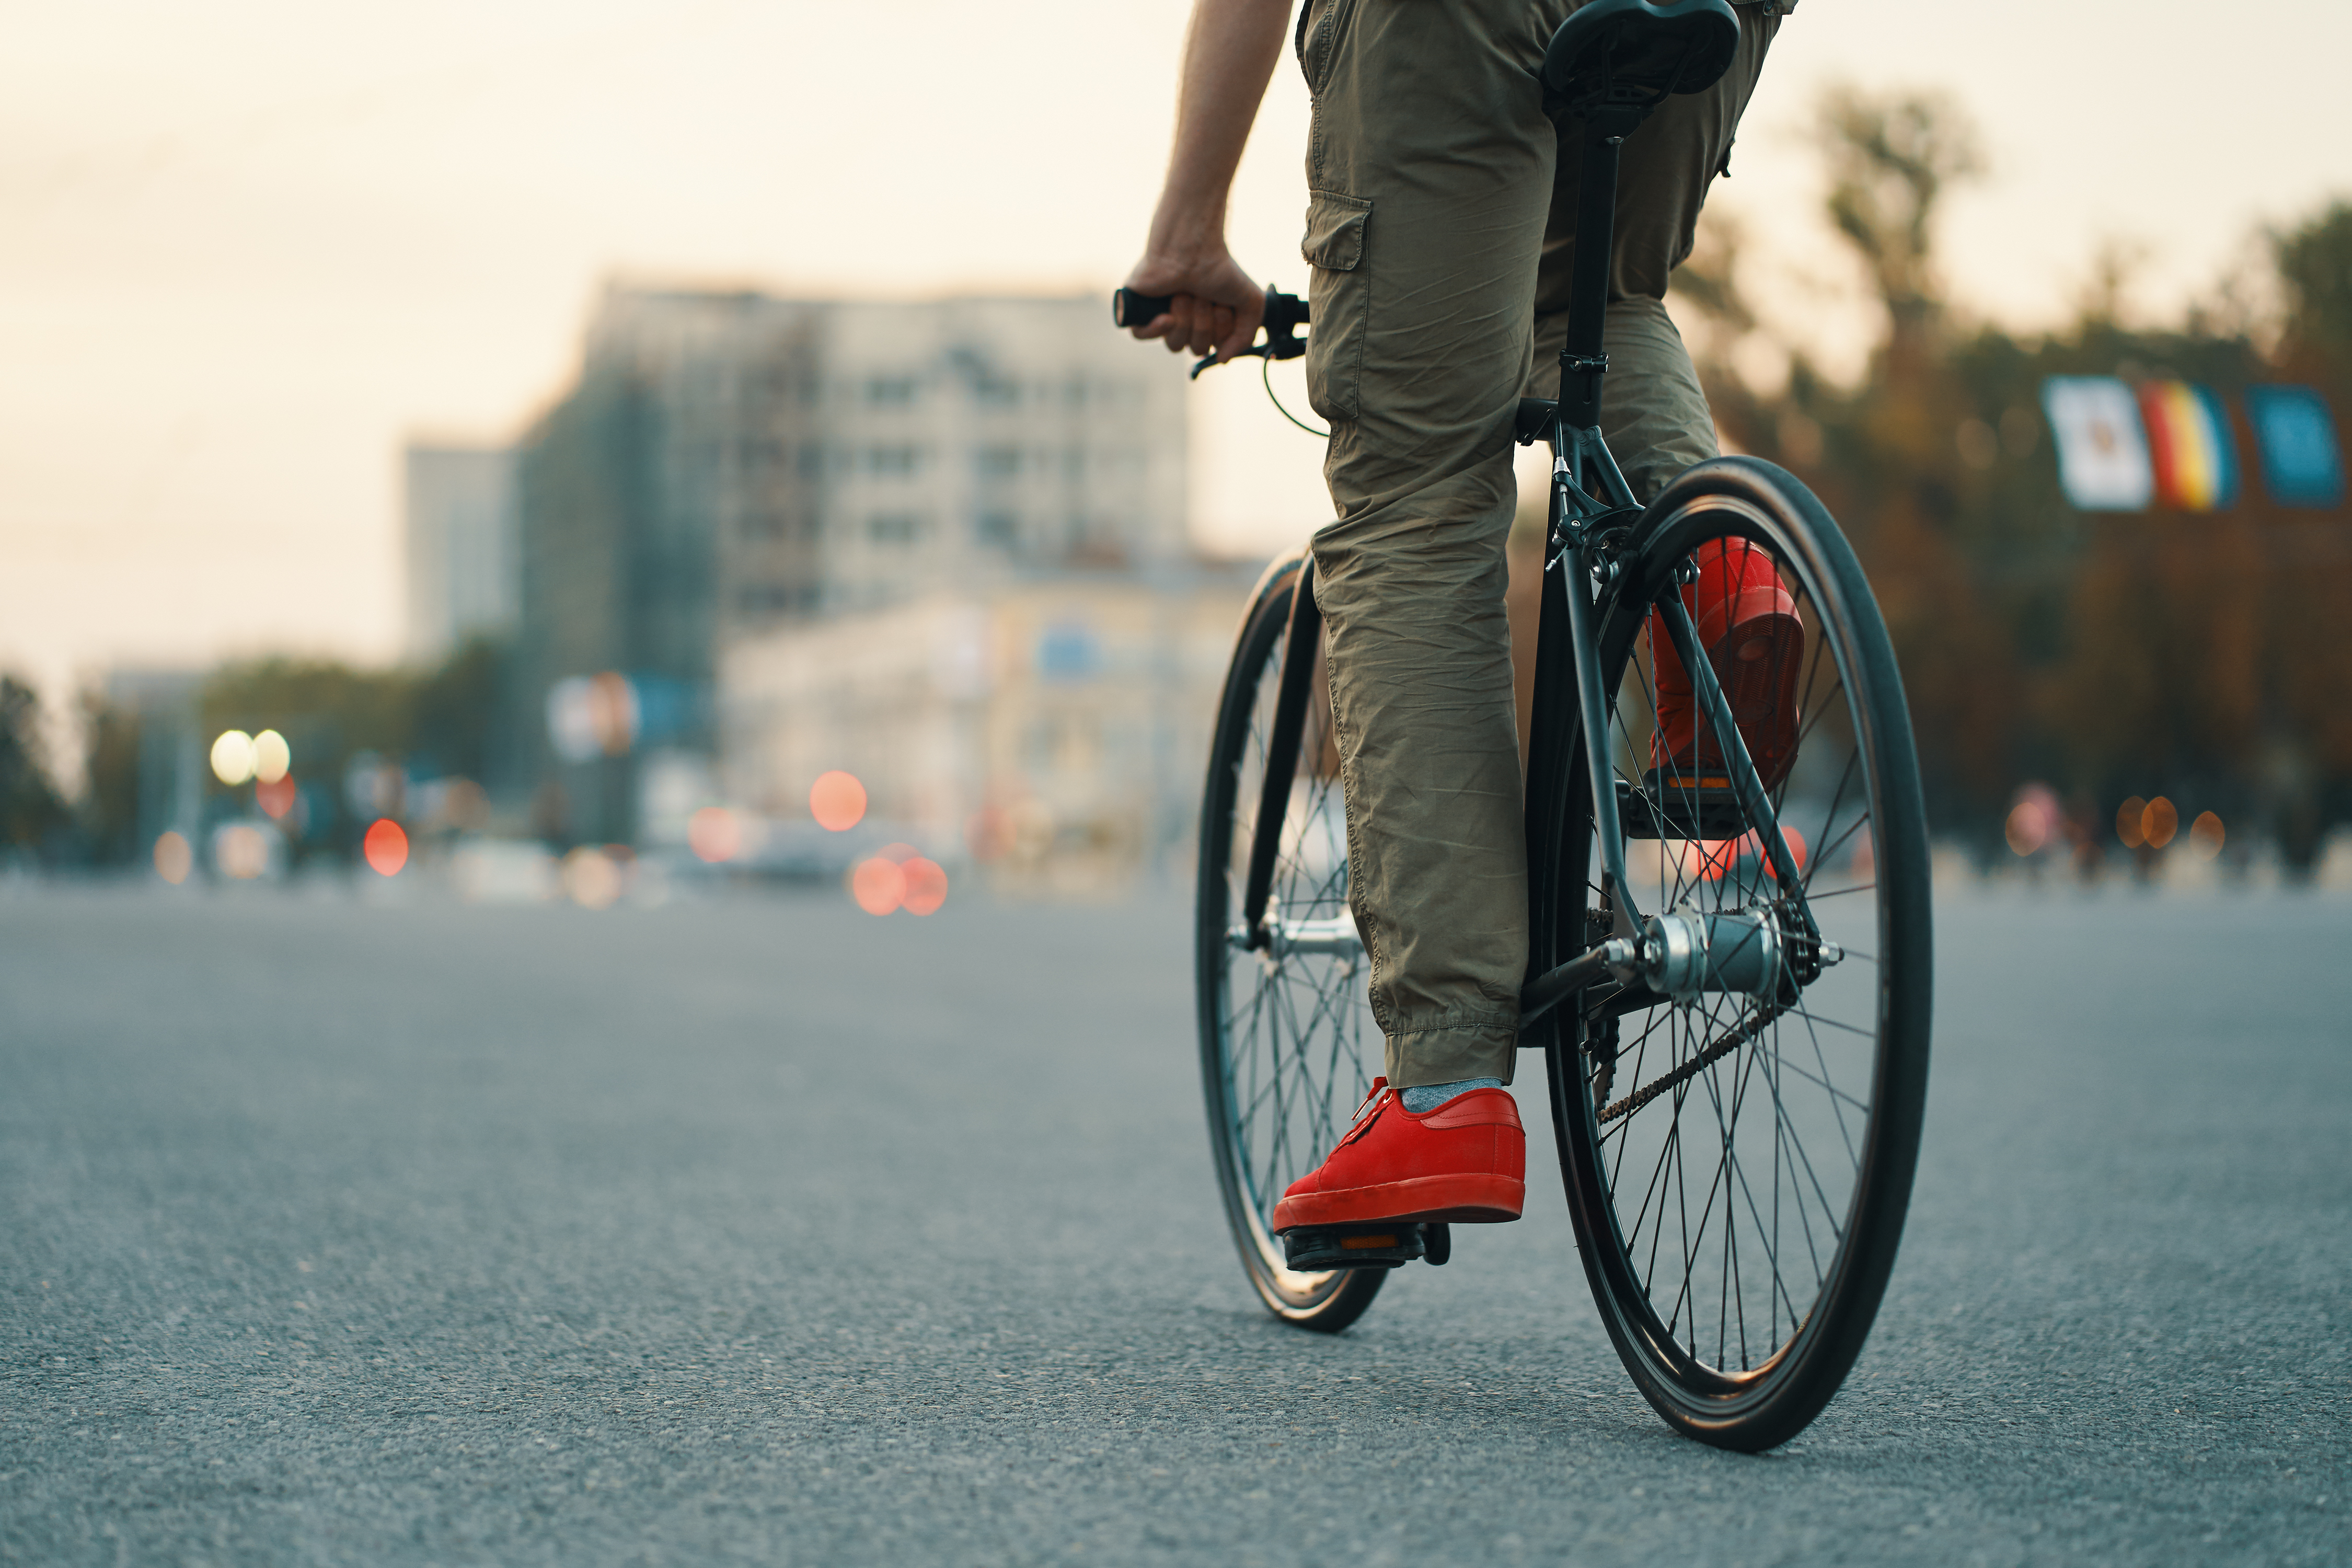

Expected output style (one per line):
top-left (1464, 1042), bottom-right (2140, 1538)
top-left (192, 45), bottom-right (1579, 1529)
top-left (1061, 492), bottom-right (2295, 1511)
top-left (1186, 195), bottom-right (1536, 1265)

top-left (1114, 0), bottom-right (1931, 1452)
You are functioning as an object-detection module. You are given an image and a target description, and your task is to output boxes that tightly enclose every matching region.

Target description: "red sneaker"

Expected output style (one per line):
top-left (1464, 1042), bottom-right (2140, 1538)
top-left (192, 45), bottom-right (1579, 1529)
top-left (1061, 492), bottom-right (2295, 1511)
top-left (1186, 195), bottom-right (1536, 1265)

top-left (1270, 1079), bottom-right (1525, 1232)
top-left (1650, 537), bottom-right (1805, 791)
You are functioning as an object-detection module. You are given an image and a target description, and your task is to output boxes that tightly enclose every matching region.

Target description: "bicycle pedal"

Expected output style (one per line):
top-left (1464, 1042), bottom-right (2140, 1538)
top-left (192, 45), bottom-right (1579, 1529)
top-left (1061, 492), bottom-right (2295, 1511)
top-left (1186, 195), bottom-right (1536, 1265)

top-left (1620, 773), bottom-right (1749, 839)
top-left (1279, 1223), bottom-right (1428, 1272)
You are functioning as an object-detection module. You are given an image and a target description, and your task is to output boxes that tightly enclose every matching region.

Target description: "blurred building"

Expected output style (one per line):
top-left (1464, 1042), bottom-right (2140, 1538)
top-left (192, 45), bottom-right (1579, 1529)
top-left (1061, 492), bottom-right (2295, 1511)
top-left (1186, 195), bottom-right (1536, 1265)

top-left (402, 444), bottom-right (519, 661)
top-left (718, 566), bottom-right (1255, 893)
top-left (506, 284), bottom-right (1192, 844)
top-left (100, 668), bottom-right (204, 858)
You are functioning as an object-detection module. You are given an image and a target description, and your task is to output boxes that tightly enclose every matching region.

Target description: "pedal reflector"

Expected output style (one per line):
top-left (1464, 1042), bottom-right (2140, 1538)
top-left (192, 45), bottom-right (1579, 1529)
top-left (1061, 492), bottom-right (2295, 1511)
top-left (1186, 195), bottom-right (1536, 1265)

top-left (1281, 1223), bottom-right (1426, 1271)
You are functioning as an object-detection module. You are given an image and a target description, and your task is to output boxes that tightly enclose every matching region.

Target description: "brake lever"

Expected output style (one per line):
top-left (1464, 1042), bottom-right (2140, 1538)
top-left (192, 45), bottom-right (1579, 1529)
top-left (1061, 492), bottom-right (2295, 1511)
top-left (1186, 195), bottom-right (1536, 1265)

top-left (1190, 342), bottom-right (1272, 381)
top-left (1189, 294), bottom-right (1309, 379)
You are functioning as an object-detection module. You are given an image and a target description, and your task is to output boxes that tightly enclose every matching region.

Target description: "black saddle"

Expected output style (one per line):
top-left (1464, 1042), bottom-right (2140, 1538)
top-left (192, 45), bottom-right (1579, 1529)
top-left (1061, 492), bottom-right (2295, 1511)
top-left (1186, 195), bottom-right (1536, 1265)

top-left (1542, 0), bottom-right (1741, 111)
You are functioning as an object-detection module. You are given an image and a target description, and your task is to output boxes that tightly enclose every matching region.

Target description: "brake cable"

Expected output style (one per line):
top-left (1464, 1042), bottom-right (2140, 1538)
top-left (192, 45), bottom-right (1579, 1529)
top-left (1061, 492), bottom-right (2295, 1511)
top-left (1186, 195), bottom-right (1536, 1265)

top-left (1263, 355), bottom-right (1329, 439)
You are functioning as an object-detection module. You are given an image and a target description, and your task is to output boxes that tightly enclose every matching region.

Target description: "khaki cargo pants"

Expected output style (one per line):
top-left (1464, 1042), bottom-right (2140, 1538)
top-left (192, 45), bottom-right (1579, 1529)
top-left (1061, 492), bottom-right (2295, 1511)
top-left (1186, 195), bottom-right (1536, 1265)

top-left (1300, 0), bottom-right (1781, 1088)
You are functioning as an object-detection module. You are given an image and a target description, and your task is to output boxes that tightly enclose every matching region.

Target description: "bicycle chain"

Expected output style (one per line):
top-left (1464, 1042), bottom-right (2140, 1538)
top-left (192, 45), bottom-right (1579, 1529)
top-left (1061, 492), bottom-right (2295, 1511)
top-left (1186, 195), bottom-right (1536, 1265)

top-left (1596, 999), bottom-right (1790, 1125)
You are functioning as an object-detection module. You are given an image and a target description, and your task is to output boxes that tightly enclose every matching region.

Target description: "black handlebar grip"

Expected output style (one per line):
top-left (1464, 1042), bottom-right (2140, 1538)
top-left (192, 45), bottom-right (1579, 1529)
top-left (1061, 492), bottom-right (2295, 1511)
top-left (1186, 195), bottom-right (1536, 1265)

top-left (1112, 289), bottom-right (1175, 329)
top-left (1264, 290), bottom-right (1310, 331)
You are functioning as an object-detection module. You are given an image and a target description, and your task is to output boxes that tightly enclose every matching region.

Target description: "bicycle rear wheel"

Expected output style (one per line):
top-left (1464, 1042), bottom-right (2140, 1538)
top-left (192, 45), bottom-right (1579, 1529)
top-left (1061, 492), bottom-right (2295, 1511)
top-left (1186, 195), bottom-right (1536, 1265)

top-left (1526, 457), bottom-right (1932, 1449)
top-left (1195, 553), bottom-right (1386, 1331)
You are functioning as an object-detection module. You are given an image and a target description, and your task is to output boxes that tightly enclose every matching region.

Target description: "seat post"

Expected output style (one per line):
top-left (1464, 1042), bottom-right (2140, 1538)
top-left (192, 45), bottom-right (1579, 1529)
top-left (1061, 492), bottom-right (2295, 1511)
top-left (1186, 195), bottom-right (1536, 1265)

top-left (1558, 103), bottom-right (1647, 431)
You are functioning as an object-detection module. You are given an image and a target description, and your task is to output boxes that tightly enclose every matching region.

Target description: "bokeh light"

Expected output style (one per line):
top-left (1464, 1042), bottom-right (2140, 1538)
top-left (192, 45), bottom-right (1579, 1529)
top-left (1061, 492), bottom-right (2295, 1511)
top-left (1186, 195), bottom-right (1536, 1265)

top-left (2115, 797), bottom-right (2148, 849)
top-left (216, 823), bottom-right (270, 881)
top-left (251, 729), bottom-right (291, 785)
top-left (2004, 783), bottom-right (2060, 856)
top-left (563, 846), bottom-right (624, 908)
top-left (2004, 802), bottom-right (2046, 856)
top-left (1760, 824), bottom-right (1808, 882)
top-left (1681, 837), bottom-right (1739, 882)
top-left (1680, 825), bottom-right (1807, 883)
top-left (2189, 811), bottom-right (2226, 860)
top-left (2140, 796), bottom-right (2178, 849)
top-left (688, 806), bottom-right (743, 864)
top-left (153, 831), bottom-right (191, 885)
top-left (900, 857), bottom-right (949, 916)
top-left (363, 818), bottom-right (409, 877)
top-left (256, 774), bottom-right (298, 820)
top-left (210, 730), bottom-right (255, 785)
top-left (810, 770), bottom-right (868, 833)
top-left (850, 856), bottom-right (905, 915)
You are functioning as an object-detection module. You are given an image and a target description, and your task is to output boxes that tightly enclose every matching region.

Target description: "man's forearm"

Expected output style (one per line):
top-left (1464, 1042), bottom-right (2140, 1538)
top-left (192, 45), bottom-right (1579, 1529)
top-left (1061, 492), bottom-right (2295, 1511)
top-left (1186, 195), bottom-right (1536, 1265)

top-left (1148, 0), bottom-right (1291, 255)
top-left (1124, 0), bottom-right (1291, 360)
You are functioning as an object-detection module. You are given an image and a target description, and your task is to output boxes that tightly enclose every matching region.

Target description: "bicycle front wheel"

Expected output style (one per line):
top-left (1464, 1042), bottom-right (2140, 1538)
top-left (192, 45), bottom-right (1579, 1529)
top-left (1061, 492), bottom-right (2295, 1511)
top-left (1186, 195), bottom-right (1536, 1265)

top-left (1195, 552), bottom-right (1387, 1332)
top-left (1526, 457), bottom-right (1932, 1449)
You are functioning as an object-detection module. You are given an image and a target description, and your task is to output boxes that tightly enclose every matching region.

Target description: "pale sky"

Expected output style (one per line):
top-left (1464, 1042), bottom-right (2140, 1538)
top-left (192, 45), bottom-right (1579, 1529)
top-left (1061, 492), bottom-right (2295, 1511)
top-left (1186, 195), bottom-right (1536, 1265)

top-left (4, 0), bottom-right (2347, 719)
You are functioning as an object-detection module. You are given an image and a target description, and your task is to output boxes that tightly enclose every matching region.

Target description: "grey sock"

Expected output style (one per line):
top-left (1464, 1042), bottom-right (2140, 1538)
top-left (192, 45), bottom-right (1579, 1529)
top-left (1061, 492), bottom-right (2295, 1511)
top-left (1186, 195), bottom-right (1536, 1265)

top-left (1400, 1077), bottom-right (1504, 1113)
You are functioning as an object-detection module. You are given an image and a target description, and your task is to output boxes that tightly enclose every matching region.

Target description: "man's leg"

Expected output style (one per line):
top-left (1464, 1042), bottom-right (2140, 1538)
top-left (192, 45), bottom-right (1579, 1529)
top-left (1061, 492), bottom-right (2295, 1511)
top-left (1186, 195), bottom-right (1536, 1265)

top-left (1525, 2), bottom-right (1782, 502)
top-left (1297, 0), bottom-right (1569, 1092)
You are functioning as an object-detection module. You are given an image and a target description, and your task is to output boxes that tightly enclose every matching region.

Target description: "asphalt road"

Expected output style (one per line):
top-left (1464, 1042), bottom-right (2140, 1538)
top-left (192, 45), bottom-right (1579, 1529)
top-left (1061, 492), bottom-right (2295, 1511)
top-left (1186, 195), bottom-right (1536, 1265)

top-left (3, 877), bottom-right (2346, 1566)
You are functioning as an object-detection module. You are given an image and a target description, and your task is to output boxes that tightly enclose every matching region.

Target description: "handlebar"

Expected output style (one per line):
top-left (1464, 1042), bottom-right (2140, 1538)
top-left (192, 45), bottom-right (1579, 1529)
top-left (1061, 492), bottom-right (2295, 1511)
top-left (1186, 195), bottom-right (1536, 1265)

top-left (1111, 288), bottom-right (1174, 329)
top-left (1112, 287), bottom-right (1311, 379)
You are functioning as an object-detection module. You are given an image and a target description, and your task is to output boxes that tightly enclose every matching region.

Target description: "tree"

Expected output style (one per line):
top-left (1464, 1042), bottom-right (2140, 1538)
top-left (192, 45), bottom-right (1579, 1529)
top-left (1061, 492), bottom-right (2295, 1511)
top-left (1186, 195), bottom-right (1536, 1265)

top-left (1678, 86), bottom-right (2352, 862)
top-left (1817, 86), bottom-right (1984, 381)
top-left (2273, 200), bottom-right (2352, 364)
top-left (0, 677), bottom-right (68, 854)
top-left (78, 689), bottom-right (144, 864)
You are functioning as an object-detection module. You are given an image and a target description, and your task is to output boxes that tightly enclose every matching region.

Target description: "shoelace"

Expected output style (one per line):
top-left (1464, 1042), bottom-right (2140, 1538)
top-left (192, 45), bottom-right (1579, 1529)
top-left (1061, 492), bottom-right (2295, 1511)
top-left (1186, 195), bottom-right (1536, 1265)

top-left (1336, 1081), bottom-right (1393, 1149)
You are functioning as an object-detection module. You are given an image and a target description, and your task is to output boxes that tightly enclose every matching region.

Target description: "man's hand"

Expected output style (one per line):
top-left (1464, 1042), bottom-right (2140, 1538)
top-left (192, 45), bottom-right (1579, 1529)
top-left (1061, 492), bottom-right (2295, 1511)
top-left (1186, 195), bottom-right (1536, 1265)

top-left (1120, 0), bottom-right (1289, 365)
top-left (1122, 247), bottom-right (1266, 364)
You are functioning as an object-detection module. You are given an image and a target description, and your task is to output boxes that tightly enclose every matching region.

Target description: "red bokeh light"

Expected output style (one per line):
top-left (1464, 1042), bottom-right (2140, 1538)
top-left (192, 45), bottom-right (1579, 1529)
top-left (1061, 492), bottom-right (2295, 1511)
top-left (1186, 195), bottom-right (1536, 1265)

top-left (688, 806), bottom-right (742, 864)
top-left (256, 774), bottom-right (297, 820)
top-left (363, 818), bottom-right (409, 877)
top-left (1679, 824), bottom-right (1808, 883)
top-left (900, 857), bottom-right (948, 915)
top-left (810, 771), bottom-right (868, 833)
top-left (850, 856), bottom-right (904, 915)
top-left (1682, 837), bottom-right (1741, 883)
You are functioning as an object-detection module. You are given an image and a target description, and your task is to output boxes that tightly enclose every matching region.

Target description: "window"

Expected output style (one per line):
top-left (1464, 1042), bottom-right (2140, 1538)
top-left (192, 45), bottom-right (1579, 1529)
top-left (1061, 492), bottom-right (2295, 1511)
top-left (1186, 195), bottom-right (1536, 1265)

top-left (976, 446), bottom-right (1022, 479)
top-left (866, 445), bottom-right (924, 477)
top-left (978, 511), bottom-right (1019, 547)
top-left (866, 375), bottom-right (919, 406)
top-left (867, 512), bottom-right (923, 544)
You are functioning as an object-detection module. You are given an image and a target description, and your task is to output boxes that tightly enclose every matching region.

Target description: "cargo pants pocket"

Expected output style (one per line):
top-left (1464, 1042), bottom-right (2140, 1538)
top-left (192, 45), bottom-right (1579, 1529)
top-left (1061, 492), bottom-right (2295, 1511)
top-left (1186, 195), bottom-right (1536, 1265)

top-left (1301, 189), bottom-right (1371, 423)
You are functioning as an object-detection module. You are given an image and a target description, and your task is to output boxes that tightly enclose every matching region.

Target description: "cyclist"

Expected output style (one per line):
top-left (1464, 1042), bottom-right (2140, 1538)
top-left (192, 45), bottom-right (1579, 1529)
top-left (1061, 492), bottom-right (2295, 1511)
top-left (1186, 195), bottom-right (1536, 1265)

top-left (1125, 0), bottom-right (1797, 1235)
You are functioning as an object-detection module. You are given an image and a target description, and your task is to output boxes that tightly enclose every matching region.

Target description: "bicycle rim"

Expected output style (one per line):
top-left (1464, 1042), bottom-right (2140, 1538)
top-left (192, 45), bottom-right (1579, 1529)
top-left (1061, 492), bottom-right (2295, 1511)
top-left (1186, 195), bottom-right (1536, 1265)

top-left (1194, 556), bottom-right (1387, 1331)
top-left (1532, 458), bottom-right (1932, 1448)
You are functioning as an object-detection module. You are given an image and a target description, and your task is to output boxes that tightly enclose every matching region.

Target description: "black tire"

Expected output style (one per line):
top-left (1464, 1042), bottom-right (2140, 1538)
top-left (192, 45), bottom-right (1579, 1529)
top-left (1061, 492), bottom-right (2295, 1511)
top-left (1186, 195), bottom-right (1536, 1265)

top-left (1525, 458), bottom-right (1932, 1449)
top-left (1195, 552), bottom-right (1386, 1332)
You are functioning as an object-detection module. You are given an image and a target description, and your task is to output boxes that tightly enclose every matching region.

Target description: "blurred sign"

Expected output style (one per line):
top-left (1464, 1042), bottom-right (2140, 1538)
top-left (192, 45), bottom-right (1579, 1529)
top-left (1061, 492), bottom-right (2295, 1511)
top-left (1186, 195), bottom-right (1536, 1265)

top-left (2136, 381), bottom-right (2238, 511)
top-left (547, 672), bottom-right (700, 762)
top-left (2043, 377), bottom-right (2152, 511)
top-left (2244, 385), bottom-right (2346, 508)
top-left (1037, 620), bottom-right (1102, 684)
